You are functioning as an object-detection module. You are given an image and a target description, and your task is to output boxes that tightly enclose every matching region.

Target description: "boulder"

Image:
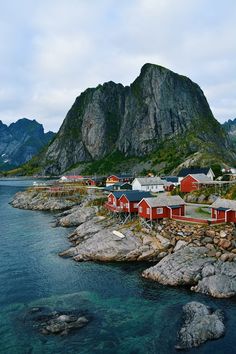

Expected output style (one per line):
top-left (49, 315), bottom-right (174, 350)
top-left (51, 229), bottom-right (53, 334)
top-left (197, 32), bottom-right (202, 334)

top-left (175, 302), bottom-right (225, 349)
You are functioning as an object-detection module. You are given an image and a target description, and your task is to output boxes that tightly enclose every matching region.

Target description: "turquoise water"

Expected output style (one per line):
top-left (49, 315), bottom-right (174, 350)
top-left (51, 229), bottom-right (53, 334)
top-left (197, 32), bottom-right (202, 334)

top-left (0, 180), bottom-right (236, 354)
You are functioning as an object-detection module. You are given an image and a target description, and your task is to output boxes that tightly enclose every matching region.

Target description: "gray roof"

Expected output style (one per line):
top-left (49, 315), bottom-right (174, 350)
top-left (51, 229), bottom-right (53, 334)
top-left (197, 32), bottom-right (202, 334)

top-left (140, 195), bottom-right (185, 208)
top-left (211, 198), bottom-right (236, 211)
top-left (188, 174), bottom-right (212, 183)
top-left (178, 167), bottom-right (214, 177)
top-left (133, 177), bottom-right (164, 186)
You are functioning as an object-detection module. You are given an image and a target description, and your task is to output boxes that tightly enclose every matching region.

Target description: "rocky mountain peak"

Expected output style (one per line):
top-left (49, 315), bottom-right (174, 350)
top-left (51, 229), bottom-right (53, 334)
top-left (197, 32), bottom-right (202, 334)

top-left (29, 63), bottom-right (235, 175)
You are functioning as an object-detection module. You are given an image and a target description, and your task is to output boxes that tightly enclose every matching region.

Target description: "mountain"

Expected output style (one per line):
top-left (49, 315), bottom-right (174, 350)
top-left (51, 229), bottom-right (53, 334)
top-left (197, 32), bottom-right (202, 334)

top-left (222, 118), bottom-right (236, 144)
top-left (0, 118), bottom-right (55, 171)
top-left (26, 64), bottom-right (235, 175)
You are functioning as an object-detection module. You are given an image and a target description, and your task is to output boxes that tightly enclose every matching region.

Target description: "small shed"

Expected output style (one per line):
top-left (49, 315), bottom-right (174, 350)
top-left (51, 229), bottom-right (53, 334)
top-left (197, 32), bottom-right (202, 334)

top-left (180, 173), bottom-right (212, 193)
top-left (211, 198), bottom-right (236, 223)
top-left (138, 195), bottom-right (185, 220)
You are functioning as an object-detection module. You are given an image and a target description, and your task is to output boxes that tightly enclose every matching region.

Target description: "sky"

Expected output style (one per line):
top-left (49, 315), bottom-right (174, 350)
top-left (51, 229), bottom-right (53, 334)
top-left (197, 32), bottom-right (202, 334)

top-left (0, 0), bottom-right (235, 132)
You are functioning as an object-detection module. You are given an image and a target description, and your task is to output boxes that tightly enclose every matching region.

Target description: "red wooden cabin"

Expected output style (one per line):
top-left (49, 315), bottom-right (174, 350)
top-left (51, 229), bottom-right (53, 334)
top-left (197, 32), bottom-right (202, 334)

top-left (211, 198), bottom-right (236, 223)
top-left (119, 191), bottom-right (152, 213)
top-left (105, 191), bottom-right (124, 212)
top-left (180, 174), bottom-right (212, 193)
top-left (105, 191), bottom-right (152, 213)
top-left (138, 195), bottom-right (185, 220)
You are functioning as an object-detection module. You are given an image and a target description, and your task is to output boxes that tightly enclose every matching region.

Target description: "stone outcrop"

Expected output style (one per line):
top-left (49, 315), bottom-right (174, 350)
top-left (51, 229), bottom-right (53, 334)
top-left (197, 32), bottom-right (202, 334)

top-left (11, 190), bottom-right (77, 211)
top-left (175, 302), bottom-right (225, 349)
top-left (39, 63), bottom-right (233, 175)
top-left (143, 246), bottom-right (236, 298)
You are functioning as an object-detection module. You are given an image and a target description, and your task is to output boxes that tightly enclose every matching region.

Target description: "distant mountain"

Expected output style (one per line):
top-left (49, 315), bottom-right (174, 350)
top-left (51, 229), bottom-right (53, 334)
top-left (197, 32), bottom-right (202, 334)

top-left (0, 118), bottom-right (55, 170)
top-left (18, 64), bottom-right (236, 176)
top-left (222, 118), bottom-right (236, 144)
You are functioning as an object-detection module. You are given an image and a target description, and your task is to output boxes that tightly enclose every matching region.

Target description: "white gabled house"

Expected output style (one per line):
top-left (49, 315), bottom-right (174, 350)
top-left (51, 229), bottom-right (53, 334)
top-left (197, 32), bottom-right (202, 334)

top-left (132, 177), bottom-right (165, 193)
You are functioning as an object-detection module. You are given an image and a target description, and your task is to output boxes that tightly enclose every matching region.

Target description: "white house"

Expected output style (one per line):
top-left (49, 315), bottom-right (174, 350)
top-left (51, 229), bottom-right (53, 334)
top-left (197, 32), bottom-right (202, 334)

top-left (132, 177), bottom-right (165, 193)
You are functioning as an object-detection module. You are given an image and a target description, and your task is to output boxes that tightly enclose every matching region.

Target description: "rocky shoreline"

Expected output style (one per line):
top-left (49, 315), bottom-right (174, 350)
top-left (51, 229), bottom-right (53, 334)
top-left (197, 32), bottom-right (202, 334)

top-left (11, 189), bottom-right (236, 300)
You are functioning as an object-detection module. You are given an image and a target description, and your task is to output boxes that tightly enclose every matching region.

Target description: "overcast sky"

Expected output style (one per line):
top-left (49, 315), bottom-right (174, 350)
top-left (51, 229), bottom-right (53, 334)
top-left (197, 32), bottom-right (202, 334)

top-left (0, 0), bottom-right (235, 132)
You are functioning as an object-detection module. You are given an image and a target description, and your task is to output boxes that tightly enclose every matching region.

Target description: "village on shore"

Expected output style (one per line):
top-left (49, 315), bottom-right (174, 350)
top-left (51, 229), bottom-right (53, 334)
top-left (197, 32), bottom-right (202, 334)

top-left (10, 166), bottom-right (236, 302)
top-left (31, 165), bottom-right (236, 226)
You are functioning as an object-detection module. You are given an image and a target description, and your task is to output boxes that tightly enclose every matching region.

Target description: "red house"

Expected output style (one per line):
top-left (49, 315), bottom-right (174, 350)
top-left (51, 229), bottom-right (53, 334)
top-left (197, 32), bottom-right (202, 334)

top-left (105, 191), bottom-right (124, 212)
top-left (106, 174), bottom-right (133, 187)
top-left (105, 191), bottom-right (152, 213)
top-left (180, 173), bottom-right (212, 193)
top-left (211, 198), bottom-right (236, 223)
top-left (138, 195), bottom-right (185, 220)
top-left (119, 191), bottom-right (152, 213)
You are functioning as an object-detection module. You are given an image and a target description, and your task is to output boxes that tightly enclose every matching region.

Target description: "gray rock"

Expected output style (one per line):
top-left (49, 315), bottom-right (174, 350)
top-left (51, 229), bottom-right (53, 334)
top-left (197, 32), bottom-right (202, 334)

top-left (142, 246), bottom-right (212, 286)
top-left (174, 240), bottom-right (187, 252)
top-left (11, 191), bottom-right (76, 211)
top-left (58, 205), bottom-right (97, 227)
top-left (175, 301), bottom-right (225, 349)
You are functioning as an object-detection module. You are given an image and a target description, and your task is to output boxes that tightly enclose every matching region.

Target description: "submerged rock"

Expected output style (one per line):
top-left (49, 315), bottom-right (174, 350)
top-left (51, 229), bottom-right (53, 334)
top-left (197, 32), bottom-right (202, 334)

top-left (175, 302), bottom-right (225, 349)
top-left (28, 308), bottom-right (89, 335)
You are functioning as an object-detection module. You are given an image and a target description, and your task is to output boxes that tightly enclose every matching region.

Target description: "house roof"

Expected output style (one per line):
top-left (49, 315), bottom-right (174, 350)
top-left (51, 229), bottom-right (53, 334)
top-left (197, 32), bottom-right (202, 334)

top-left (186, 174), bottom-right (212, 183)
top-left (107, 174), bottom-right (133, 179)
top-left (178, 168), bottom-right (214, 177)
top-left (140, 195), bottom-right (185, 208)
top-left (121, 191), bottom-right (152, 202)
top-left (161, 176), bottom-right (179, 183)
top-left (111, 190), bottom-right (151, 200)
top-left (104, 182), bottom-right (131, 191)
top-left (133, 177), bottom-right (164, 186)
top-left (211, 198), bottom-right (236, 211)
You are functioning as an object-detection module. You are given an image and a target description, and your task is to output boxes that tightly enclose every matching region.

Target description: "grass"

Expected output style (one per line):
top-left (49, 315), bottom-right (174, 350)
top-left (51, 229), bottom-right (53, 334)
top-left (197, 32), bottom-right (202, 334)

top-left (195, 207), bottom-right (211, 215)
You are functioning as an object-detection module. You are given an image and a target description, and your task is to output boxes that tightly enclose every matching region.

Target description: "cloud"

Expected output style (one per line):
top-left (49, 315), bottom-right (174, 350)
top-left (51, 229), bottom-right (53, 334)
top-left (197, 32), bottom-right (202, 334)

top-left (0, 0), bottom-right (235, 131)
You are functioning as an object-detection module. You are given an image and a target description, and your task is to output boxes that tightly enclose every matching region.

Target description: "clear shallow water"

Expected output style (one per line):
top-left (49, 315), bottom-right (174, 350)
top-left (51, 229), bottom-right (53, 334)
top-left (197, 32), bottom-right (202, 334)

top-left (0, 181), bottom-right (236, 354)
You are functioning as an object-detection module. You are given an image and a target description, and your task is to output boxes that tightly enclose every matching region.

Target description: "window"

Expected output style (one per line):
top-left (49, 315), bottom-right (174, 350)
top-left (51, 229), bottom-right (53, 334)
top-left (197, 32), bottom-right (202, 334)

top-left (147, 208), bottom-right (150, 214)
top-left (157, 208), bottom-right (163, 214)
top-left (120, 202), bottom-right (123, 207)
top-left (109, 197), bottom-right (111, 202)
top-left (134, 203), bottom-right (138, 208)
top-left (139, 206), bottom-right (143, 213)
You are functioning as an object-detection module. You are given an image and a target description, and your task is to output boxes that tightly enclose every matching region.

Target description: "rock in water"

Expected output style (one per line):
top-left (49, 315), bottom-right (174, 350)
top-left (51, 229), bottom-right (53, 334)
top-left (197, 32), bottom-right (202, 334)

top-left (175, 302), bottom-right (225, 349)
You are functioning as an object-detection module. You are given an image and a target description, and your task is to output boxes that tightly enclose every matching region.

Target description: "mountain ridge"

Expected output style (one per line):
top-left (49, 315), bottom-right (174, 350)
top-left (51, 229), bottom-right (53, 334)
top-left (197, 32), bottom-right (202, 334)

top-left (0, 118), bottom-right (55, 171)
top-left (16, 64), bottom-right (236, 175)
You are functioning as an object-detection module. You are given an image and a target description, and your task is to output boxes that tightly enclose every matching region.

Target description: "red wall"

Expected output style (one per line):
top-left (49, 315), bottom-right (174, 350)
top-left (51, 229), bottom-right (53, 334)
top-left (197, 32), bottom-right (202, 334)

top-left (180, 175), bottom-right (198, 193)
top-left (138, 200), bottom-right (170, 219)
top-left (212, 208), bottom-right (236, 222)
top-left (108, 193), bottom-right (120, 207)
top-left (119, 195), bottom-right (142, 213)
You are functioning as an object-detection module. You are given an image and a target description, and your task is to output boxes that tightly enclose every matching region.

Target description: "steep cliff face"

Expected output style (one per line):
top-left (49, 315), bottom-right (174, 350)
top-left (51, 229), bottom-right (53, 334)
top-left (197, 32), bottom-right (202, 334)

top-left (223, 118), bottom-right (236, 144)
top-left (42, 64), bottom-right (234, 175)
top-left (0, 118), bottom-right (55, 170)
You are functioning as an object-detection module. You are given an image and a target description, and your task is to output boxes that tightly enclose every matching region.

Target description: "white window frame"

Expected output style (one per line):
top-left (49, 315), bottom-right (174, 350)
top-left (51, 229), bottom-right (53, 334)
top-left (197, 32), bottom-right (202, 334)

top-left (139, 206), bottom-right (143, 213)
top-left (134, 203), bottom-right (138, 208)
top-left (157, 208), bottom-right (163, 214)
top-left (147, 208), bottom-right (150, 214)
